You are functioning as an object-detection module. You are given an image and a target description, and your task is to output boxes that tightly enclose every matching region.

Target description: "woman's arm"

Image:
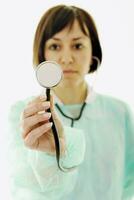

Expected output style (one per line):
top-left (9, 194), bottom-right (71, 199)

top-left (7, 100), bottom-right (85, 200)
top-left (123, 103), bottom-right (134, 199)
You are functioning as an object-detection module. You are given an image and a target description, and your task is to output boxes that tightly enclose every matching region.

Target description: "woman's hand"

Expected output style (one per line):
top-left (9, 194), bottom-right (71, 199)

top-left (20, 95), bottom-right (66, 155)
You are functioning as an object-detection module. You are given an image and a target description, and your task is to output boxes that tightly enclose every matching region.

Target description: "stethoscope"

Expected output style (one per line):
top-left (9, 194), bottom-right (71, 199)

top-left (55, 103), bottom-right (86, 127)
top-left (35, 61), bottom-right (86, 172)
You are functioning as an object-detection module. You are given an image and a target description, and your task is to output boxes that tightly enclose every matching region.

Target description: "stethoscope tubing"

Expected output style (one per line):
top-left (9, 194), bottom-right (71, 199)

top-left (46, 88), bottom-right (78, 172)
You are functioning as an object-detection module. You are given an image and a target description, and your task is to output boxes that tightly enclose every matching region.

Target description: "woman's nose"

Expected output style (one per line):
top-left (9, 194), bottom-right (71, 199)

top-left (59, 49), bottom-right (74, 65)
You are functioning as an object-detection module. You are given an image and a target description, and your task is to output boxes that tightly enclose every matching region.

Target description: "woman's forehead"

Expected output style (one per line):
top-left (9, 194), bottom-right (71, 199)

top-left (52, 20), bottom-right (89, 39)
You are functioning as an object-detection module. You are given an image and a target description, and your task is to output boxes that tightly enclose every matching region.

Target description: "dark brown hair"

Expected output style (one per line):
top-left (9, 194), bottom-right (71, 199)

top-left (33, 4), bottom-right (102, 73)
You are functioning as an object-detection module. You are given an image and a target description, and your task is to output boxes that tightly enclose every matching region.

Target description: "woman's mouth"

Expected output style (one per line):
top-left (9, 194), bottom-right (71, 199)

top-left (63, 70), bottom-right (77, 73)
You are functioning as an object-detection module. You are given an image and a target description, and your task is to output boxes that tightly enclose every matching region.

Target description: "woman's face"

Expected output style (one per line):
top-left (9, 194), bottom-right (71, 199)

top-left (44, 20), bottom-right (92, 86)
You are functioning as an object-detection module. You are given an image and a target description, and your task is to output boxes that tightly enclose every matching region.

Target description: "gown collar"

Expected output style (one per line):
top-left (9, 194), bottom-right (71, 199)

top-left (41, 84), bottom-right (97, 105)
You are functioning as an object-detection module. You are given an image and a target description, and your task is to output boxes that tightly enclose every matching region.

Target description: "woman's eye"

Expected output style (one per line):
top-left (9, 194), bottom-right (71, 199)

top-left (73, 43), bottom-right (83, 50)
top-left (49, 44), bottom-right (60, 50)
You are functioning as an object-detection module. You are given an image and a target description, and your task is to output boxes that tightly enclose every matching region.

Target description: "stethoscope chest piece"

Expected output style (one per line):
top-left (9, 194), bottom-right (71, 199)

top-left (35, 61), bottom-right (62, 88)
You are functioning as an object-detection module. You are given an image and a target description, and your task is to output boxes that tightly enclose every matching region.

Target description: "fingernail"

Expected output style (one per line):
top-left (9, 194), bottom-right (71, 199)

top-left (40, 94), bottom-right (46, 101)
top-left (44, 112), bottom-right (51, 118)
top-left (46, 122), bottom-right (53, 128)
top-left (42, 101), bottom-right (50, 108)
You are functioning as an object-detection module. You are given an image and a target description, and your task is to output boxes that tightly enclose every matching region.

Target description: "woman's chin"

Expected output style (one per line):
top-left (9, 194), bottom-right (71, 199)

top-left (61, 78), bottom-right (79, 87)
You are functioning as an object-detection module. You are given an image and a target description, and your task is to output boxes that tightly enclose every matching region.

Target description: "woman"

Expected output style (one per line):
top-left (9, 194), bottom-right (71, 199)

top-left (8, 4), bottom-right (134, 200)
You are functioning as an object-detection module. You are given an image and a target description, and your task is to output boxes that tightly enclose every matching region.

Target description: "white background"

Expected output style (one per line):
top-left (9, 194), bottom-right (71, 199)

top-left (0, 0), bottom-right (134, 199)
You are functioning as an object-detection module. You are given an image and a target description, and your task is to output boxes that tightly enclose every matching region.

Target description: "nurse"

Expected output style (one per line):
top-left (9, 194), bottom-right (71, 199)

top-left (8, 4), bottom-right (134, 200)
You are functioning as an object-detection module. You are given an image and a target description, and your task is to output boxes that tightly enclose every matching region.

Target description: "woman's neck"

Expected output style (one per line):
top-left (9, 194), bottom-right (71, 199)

top-left (52, 81), bottom-right (88, 105)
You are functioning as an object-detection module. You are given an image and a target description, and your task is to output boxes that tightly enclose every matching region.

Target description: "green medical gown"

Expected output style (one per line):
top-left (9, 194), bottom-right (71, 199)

top-left (7, 87), bottom-right (134, 200)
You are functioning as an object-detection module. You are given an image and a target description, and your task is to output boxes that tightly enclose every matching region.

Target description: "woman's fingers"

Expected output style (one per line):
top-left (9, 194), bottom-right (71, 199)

top-left (20, 94), bottom-right (65, 153)
top-left (23, 122), bottom-right (53, 149)
top-left (21, 112), bottom-right (52, 138)
top-left (28, 95), bottom-right (47, 105)
top-left (22, 101), bottom-right (50, 119)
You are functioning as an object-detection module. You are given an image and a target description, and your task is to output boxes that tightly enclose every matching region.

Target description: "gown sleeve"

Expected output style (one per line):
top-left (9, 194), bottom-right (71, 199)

top-left (123, 103), bottom-right (134, 199)
top-left (7, 100), bottom-right (86, 200)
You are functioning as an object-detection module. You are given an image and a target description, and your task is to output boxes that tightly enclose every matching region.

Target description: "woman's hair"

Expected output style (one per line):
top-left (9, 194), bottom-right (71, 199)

top-left (33, 4), bottom-right (102, 73)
